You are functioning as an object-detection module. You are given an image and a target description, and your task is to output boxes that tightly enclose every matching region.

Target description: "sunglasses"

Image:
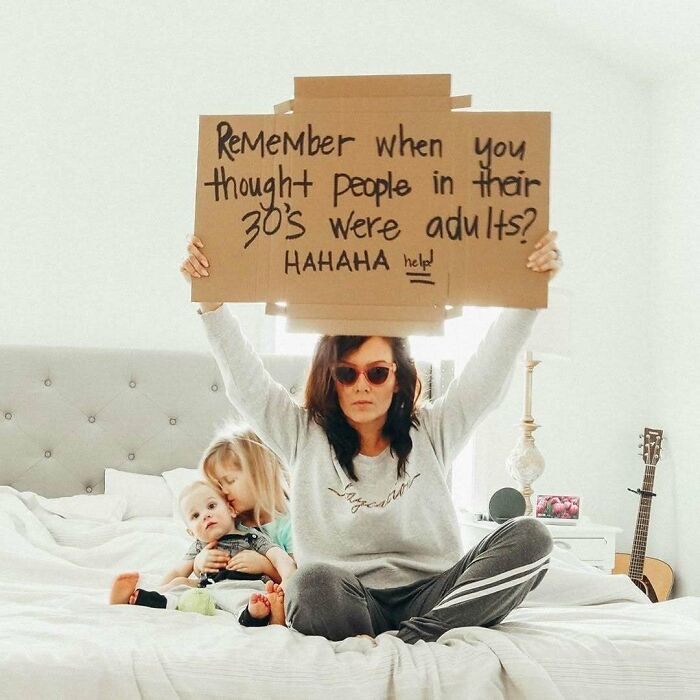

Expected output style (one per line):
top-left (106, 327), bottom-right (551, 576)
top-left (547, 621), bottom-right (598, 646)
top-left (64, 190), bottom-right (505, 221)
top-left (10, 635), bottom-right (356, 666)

top-left (331, 362), bottom-right (397, 387)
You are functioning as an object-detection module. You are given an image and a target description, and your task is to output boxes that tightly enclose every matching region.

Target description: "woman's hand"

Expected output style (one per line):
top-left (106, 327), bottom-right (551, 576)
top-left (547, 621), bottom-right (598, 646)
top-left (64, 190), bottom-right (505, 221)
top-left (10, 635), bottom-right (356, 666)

top-left (180, 235), bottom-right (209, 280)
top-left (180, 235), bottom-right (222, 313)
top-left (225, 550), bottom-right (272, 575)
top-left (526, 230), bottom-right (563, 279)
top-left (193, 542), bottom-right (229, 575)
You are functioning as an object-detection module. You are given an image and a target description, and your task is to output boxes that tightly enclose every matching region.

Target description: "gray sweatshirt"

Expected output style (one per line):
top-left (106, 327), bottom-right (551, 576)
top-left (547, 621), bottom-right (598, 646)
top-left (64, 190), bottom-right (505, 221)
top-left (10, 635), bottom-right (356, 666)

top-left (201, 306), bottom-right (537, 588)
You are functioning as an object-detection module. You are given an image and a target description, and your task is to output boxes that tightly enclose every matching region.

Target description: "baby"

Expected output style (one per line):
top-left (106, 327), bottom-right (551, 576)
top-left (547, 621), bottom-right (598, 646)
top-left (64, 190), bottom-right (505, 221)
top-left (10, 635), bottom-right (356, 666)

top-left (110, 480), bottom-right (296, 626)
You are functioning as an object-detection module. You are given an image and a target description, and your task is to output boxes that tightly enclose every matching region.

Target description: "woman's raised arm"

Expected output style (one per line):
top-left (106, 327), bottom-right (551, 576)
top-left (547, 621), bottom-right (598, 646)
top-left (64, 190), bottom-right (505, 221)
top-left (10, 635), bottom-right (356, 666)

top-left (180, 236), bottom-right (305, 467)
top-left (421, 230), bottom-right (563, 469)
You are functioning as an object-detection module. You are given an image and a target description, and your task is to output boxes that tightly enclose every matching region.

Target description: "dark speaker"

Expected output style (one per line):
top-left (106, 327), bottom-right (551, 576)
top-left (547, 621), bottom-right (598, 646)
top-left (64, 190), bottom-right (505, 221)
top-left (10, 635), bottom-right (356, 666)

top-left (488, 487), bottom-right (526, 524)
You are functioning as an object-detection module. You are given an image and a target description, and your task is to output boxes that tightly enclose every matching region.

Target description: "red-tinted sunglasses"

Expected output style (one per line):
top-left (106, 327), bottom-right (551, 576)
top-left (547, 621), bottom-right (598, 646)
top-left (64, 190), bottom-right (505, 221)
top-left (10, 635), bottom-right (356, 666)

top-left (332, 361), bottom-right (397, 386)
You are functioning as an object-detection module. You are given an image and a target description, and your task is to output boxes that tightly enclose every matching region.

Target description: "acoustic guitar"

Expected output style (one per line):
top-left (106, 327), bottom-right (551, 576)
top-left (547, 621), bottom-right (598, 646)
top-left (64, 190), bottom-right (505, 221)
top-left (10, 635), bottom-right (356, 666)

top-left (613, 427), bottom-right (674, 602)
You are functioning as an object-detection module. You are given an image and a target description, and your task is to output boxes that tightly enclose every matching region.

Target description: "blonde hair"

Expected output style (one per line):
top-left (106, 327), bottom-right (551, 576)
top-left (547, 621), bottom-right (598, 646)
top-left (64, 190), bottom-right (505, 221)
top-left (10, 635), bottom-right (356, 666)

top-left (200, 425), bottom-right (289, 528)
top-left (178, 480), bottom-right (220, 508)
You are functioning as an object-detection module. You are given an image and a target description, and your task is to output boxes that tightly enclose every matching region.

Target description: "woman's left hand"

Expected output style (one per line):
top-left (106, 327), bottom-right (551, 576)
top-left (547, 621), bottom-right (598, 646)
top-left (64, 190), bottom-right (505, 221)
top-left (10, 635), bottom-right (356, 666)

top-left (226, 550), bottom-right (268, 574)
top-left (527, 230), bottom-right (563, 279)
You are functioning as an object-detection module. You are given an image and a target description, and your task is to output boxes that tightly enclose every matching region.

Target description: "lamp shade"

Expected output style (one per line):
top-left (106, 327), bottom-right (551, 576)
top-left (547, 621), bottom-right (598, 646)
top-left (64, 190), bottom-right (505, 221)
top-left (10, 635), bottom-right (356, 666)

top-left (528, 287), bottom-right (572, 359)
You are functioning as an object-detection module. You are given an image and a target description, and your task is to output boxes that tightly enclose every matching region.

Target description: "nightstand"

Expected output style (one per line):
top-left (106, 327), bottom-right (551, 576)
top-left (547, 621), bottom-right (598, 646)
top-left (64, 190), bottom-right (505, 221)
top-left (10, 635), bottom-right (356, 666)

top-left (458, 513), bottom-right (622, 573)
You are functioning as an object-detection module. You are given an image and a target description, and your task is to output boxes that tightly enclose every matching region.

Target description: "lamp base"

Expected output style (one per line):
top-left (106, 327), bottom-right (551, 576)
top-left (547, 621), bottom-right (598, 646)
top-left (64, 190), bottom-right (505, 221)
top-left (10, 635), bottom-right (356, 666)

top-left (505, 421), bottom-right (544, 516)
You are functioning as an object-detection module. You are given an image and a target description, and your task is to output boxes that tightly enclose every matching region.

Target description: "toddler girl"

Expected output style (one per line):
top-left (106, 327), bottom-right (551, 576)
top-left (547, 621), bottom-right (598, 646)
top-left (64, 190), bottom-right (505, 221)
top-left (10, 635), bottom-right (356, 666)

top-left (110, 426), bottom-right (294, 627)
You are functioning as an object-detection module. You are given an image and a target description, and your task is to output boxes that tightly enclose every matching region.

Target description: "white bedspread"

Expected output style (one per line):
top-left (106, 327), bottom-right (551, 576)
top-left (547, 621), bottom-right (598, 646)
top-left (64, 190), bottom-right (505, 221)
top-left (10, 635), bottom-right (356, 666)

top-left (1, 485), bottom-right (699, 699)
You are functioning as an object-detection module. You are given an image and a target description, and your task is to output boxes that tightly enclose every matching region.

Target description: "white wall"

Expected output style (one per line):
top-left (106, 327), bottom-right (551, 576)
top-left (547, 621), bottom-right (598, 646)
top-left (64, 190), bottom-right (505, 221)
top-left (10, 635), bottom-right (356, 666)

top-left (470, 45), bottom-right (656, 543)
top-left (649, 60), bottom-right (700, 598)
top-left (3, 2), bottom-right (689, 590)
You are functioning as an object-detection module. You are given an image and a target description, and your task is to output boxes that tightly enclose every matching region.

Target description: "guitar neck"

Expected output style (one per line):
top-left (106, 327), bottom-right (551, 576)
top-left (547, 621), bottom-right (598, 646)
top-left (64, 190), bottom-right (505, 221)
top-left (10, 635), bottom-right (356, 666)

top-left (629, 462), bottom-right (656, 580)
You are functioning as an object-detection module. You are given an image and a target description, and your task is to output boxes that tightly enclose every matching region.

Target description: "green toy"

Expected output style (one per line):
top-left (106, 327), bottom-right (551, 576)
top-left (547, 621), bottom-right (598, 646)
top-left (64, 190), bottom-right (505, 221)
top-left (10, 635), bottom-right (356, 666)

top-left (176, 588), bottom-right (216, 616)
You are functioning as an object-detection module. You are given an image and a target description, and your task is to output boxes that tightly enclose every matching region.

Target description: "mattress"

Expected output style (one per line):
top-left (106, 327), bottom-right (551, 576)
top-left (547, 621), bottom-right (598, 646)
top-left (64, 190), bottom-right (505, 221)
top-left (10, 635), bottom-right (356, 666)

top-left (1, 485), bottom-right (699, 700)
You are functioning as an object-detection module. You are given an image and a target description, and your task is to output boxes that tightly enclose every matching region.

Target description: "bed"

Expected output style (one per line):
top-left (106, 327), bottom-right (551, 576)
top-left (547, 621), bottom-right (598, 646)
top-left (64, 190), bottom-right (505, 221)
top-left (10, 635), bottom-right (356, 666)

top-left (1, 344), bottom-right (699, 699)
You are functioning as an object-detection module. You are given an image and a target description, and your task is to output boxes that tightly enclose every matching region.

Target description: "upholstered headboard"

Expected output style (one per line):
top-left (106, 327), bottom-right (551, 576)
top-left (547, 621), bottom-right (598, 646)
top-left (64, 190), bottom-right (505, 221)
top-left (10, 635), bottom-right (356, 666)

top-left (0, 346), bottom-right (454, 497)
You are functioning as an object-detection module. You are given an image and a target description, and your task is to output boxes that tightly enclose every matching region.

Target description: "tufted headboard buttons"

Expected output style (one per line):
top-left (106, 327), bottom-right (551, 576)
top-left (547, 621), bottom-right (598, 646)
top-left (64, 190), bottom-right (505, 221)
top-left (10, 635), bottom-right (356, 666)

top-left (0, 345), bottom-right (453, 497)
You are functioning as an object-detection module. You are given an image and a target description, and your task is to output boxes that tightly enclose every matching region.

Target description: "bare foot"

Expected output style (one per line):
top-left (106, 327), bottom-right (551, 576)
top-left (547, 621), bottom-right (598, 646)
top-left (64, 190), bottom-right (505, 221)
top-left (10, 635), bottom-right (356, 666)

top-left (248, 592), bottom-right (271, 620)
top-left (265, 580), bottom-right (279, 595)
top-left (267, 589), bottom-right (286, 626)
top-left (110, 572), bottom-right (139, 605)
top-left (262, 581), bottom-right (286, 625)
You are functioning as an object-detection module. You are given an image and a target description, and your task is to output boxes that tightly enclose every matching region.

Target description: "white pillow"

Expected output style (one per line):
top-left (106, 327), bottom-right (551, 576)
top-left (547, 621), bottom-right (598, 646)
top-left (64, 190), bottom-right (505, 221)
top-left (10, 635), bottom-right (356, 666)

top-left (37, 493), bottom-right (127, 523)
top-left (104, 468), bottom-right (173, 519)
top-left (162, 467), bottom-right (202, 524)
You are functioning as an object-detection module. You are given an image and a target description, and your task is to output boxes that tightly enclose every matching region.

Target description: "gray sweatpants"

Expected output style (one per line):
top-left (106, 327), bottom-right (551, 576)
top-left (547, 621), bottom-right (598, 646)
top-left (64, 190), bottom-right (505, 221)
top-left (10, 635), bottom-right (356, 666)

top-left (284, 516), bottom-right (553, 644)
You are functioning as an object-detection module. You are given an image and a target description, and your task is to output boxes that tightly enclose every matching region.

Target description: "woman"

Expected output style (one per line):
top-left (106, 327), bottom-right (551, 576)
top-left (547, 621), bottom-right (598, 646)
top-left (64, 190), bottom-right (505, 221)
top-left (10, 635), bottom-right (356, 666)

top-left (181, 231), bottom-right (562, 643)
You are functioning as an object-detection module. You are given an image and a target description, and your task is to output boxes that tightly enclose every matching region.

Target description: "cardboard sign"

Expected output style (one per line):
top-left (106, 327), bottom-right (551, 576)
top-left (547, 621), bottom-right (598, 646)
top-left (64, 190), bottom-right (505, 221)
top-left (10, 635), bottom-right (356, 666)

top-left (192, 74), bottom-right (550, 335)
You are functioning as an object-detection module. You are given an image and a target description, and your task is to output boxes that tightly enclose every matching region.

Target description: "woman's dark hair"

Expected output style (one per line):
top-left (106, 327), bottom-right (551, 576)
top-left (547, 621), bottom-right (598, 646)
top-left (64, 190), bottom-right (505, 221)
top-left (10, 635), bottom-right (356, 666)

top-left (304, 335), bottom-right (422, 481)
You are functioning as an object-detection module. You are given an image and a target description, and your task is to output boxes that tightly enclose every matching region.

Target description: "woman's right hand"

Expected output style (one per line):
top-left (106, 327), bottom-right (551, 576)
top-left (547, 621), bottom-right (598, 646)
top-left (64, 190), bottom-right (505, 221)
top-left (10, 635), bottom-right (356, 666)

top-left (180, 235), bottom-right (222, 313)
top-left (193, 541), bottom-right (229, 575)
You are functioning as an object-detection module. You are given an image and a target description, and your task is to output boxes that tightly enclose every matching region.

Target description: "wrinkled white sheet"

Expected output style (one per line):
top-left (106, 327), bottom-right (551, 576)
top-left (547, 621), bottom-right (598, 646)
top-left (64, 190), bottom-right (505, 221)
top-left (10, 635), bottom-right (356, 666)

top-left (1, 486), bottom-right (699, 700)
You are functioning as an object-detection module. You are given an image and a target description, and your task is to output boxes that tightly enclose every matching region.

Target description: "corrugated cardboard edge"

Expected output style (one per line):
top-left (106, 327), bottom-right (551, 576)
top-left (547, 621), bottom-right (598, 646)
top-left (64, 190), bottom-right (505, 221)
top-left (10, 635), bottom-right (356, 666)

top-left (294, 74), bottom-right (451, 98)
top-left (286, 316), bottom-right (446, 336)
top-left (266, 302), bottom-right (463, 336)
top-left (274, 95), bottom-right (470, 114)
top-left (265, 303), bottom-right (463, 322)
top-left (273, 99), bottom-right (294, 114)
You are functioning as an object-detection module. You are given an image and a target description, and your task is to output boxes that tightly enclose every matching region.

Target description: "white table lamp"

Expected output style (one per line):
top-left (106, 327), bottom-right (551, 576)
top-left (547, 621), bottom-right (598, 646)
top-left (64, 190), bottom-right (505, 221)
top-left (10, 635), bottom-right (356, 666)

top-left (505, 287), bottom-right (571, 515)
